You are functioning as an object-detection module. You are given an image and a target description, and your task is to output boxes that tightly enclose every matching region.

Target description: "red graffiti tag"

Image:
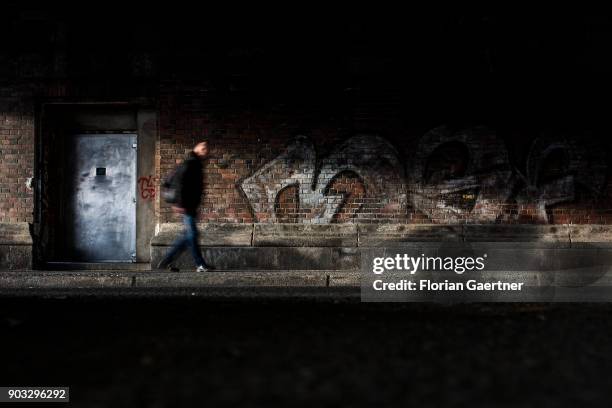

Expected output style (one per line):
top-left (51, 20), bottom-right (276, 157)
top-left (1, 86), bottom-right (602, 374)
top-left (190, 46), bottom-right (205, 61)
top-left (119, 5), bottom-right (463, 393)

top-left (138, 176), bottom-right (156, 200)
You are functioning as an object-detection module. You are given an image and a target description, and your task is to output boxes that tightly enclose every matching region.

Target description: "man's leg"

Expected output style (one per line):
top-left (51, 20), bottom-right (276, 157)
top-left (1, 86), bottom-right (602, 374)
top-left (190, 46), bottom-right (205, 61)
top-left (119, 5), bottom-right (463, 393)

top-left (184, 213), bottom-right (207, 268)
top-left (157, 227), bottom-right (189, 269)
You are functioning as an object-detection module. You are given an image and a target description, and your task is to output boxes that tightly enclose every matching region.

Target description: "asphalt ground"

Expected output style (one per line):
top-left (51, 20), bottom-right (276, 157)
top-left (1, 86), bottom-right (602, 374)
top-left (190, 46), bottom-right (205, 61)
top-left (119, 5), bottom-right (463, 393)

top-left (0, 298), bottom-right (611, 407)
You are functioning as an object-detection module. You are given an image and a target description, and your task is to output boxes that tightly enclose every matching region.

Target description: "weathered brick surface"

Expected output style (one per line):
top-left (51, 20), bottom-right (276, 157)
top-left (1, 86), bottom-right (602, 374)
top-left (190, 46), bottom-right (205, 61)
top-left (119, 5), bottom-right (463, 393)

top-left (2, 83), bottom-right (612, 230)
top-left (0, 87), bottom-right (35, 223)
top-left (155, 94), bottom-right (612, 226)
top-left (3, 7), bottom-right (612, 248)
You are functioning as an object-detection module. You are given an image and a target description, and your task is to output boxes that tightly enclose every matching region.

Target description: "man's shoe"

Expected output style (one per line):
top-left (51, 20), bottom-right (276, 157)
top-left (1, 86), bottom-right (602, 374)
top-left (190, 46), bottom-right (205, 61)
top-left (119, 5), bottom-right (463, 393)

top-left (196, 265), bottom-right (213, 272)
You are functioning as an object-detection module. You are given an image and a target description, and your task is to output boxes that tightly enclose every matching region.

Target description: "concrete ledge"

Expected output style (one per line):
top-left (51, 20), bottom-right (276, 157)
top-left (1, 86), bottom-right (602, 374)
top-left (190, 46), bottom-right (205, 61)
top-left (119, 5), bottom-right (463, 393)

top-left (356, 224), bottom-right (576, 248)
top-left (0, 222), bottom-right (32, 245)
top-left (151, 223), bottom-right (253, 246)
top-left (253, 223), bottom-right (358, 247)
top-left (150, 223), bottom-right (360, 270)
top-left (151, 223), bottom-right (612, 249)
top-left (150, 246), bottom-right (360, 271)
top-left (463, 225), bottom-right (571, 244)
top-left (148, 223), bottom-right (612, 270)
top-left (358, 224), bottom-right (462, 246)
top-left (0, 222), bottom-right (32, 270)
top-left (568, 225), bottom-right (612, 247)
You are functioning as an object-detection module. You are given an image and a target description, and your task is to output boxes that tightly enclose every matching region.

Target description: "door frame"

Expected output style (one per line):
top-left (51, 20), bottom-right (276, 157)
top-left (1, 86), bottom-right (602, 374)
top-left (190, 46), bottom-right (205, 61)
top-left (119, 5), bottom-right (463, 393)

top-left (35, 103), bottom-right (158, 267)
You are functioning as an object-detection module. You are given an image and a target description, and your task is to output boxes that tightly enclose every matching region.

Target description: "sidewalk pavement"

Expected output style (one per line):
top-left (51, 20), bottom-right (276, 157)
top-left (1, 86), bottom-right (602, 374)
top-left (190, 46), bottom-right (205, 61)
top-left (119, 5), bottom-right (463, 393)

top-left (0, 270), bottom-right (361, 299)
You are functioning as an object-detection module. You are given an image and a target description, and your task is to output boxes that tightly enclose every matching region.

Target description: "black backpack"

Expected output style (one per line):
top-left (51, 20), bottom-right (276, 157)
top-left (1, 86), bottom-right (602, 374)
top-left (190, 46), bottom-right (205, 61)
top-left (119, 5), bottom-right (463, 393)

top-left (161, 164), bottom-right (184, 204)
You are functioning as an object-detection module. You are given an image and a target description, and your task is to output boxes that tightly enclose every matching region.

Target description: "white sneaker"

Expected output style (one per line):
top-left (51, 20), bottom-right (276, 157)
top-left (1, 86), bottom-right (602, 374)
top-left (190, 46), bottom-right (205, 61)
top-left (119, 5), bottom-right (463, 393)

top-left (196, 265), bottom-right (209, 273)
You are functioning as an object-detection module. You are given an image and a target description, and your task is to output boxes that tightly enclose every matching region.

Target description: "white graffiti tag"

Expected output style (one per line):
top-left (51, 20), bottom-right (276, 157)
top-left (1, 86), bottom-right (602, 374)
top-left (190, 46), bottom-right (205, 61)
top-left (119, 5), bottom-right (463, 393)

top-left (240, 135), bottom-right (407, 223)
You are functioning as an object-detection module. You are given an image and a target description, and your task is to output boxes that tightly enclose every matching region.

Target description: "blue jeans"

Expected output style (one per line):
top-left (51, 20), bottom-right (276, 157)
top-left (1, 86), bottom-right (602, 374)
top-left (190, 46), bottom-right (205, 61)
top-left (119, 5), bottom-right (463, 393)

top-left (163, 214), bottom-right (206, 267)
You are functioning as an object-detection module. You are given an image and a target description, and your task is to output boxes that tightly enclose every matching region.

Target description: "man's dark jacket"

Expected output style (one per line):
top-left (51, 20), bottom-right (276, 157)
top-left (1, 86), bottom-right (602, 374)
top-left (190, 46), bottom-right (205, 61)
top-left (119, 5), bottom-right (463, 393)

top-left (175, 152), bottom-right (203, 215)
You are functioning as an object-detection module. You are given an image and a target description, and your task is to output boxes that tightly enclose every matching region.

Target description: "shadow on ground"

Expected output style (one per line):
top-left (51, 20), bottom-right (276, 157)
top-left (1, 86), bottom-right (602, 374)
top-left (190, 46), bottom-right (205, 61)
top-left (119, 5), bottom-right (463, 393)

top-left (0, 299), bottom-right (611, 407)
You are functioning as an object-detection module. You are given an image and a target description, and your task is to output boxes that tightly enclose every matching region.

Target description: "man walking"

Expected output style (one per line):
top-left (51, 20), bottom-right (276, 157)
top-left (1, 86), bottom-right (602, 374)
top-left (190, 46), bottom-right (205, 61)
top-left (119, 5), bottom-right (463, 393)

top-left (157, 141), bottom-right (212, 272)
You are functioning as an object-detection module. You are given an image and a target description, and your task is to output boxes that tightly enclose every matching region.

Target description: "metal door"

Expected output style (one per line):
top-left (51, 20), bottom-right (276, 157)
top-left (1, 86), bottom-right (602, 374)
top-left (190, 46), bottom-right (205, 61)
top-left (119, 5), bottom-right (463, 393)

top-left (65, 134), bottom-right (137, 262)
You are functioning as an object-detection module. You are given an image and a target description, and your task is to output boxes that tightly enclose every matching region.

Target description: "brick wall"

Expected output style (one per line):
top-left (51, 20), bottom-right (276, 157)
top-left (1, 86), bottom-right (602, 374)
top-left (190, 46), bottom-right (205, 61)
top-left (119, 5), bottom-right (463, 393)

top-left (0, 85), bottom-right (35, 223)
top-left (3, 7), bottom-right (612, 231)
top-left (157, 84), bottom-right (612, 226)
top-left (1, 84), bottom-right (610, 228)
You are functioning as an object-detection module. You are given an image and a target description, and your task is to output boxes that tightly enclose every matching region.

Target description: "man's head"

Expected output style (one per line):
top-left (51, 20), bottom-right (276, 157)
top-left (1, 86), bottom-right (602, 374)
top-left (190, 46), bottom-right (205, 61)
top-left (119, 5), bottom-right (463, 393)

top-left (193, 141), bottom-right (209, 159)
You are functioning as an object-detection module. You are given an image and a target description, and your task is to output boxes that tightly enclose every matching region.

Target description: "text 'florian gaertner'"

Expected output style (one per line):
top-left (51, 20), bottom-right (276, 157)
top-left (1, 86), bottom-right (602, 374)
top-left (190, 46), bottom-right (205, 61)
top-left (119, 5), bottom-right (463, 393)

top-left (370, 254), bottom-right (525, 292)
top-left (372, 279), bottom-right (524, 292)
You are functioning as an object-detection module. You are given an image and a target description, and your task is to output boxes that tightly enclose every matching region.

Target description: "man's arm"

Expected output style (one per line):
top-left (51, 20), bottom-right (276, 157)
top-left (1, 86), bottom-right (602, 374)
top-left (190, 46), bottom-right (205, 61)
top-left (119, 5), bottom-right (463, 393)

top-left (178, 159), bottom-right (199, 212)
top-left (171, 161), bottom-right (189, 212)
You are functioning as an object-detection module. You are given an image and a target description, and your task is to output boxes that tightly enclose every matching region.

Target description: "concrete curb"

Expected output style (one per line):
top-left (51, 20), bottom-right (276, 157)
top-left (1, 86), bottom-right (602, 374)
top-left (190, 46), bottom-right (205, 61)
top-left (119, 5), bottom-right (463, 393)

top-left (0, 271), bottom-right (360, 293)
top-left (4, 267), bottom-right (612, 300)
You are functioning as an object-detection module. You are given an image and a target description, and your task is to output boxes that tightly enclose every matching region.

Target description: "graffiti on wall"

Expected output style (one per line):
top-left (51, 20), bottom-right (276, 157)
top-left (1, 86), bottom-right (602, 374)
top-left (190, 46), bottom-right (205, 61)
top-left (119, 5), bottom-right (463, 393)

top-left (409, 126), bottom-right (513, 223)
top-left (514, 136), bottom-right (608, 223)
top-left (138, 176), bottom-right (156, 200)
top-left (240, 128), bottom-right (608, 224)
top-left (240, 135), bottom-right (407, 223)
